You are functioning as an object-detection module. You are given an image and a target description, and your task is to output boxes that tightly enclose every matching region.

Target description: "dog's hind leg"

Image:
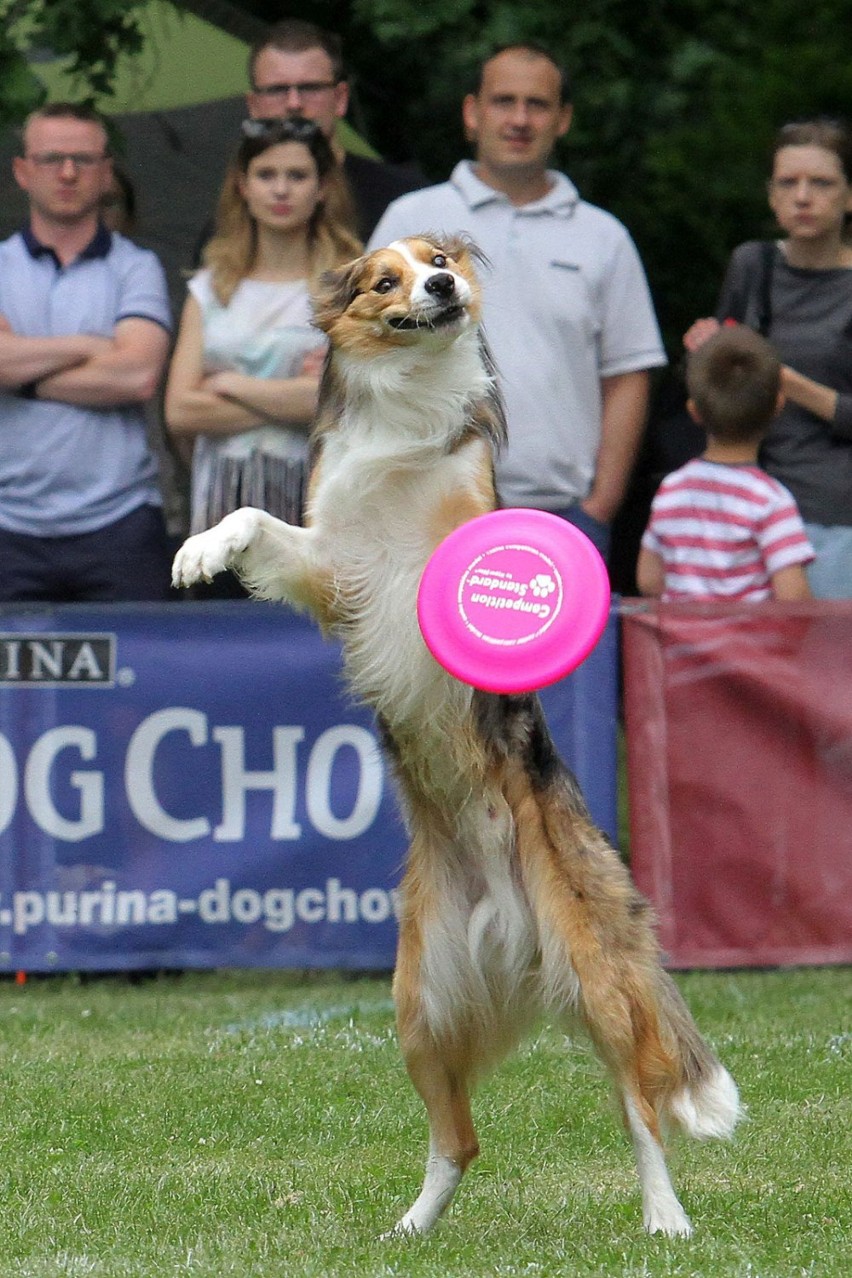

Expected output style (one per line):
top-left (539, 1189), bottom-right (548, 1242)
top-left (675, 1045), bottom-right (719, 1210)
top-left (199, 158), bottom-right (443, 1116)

top-left (562, 979), bottom-right (692, 1235)
top-left (517, 767), bottom-right (736, 1236)
top-left (621, 1086), bottom-right (693, 1236)
top-left (578, 980), bottom-right (694, 1236)
top-left (386, 908), bottom-right (480, 1237)
top-left (587, 966), bottom-right (738, 1235)
top-left (386, 1036), bottom-right (479, 1236)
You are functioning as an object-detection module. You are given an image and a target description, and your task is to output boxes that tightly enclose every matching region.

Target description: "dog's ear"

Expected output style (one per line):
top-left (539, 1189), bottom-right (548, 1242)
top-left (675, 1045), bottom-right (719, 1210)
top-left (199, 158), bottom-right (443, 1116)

top-left (311, 257), bottom-right (365, 334)
top-left (435, 233), bottom-right (490, 278)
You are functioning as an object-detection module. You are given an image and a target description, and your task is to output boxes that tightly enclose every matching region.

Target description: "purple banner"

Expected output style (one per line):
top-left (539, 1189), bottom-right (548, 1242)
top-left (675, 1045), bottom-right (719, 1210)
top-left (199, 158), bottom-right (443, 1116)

top-left (0, 602), bottom-right (617, 972)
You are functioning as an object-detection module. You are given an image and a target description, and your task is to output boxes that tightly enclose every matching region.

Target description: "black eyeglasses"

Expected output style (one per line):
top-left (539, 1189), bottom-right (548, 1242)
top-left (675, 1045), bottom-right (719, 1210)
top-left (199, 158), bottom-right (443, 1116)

top-left (241, 117), bottom-right (323, 142)
top-left (250, 81), bottom-right (338, 99)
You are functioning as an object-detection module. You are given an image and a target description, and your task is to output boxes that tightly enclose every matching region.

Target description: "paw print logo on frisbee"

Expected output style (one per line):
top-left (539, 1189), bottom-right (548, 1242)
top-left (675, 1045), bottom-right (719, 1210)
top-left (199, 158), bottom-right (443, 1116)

top-left (529, 573), bottom-right (556, 598)
top-left (418, 509), bottom-right (611, 694)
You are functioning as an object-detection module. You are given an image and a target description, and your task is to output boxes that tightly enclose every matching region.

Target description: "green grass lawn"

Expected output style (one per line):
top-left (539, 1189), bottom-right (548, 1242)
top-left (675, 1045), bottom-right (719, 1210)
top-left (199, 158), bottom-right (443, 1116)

top-left (0, 966), bottom-right (848, 1277)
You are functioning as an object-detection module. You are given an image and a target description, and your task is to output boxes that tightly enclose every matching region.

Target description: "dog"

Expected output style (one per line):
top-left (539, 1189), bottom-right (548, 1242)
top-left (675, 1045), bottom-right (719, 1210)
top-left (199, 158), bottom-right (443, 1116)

top-left (172, 235), bottom-right (741, 1239)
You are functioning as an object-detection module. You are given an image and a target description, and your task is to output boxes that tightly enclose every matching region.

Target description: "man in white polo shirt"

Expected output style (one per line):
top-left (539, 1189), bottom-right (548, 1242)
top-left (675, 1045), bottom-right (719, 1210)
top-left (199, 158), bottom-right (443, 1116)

top-left (0, 103), bottom-right (172, 601)
top-left (369, 43), bottom-right (666, 557)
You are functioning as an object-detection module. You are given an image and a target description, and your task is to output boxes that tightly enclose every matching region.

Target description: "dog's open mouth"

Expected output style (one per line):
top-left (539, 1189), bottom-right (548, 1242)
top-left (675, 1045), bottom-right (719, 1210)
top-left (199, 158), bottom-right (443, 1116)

top-left (387, 305), bottom-right (465, 332)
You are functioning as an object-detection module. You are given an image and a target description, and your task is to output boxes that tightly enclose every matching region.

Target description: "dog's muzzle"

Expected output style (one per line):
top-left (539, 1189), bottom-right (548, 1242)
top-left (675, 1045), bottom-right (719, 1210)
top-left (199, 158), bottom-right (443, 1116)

top-left (388, 272), bottom-right (467, 331)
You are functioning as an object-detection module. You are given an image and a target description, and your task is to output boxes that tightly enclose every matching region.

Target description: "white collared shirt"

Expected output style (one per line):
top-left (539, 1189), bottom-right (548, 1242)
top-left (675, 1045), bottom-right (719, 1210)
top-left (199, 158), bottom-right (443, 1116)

top-left (369, 161), bottom-right (666, 508)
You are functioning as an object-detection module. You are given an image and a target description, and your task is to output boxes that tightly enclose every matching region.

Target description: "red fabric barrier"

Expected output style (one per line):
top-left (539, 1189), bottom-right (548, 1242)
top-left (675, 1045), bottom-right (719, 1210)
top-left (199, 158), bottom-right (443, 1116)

top-left (622, 600), bottom-right (852, 968)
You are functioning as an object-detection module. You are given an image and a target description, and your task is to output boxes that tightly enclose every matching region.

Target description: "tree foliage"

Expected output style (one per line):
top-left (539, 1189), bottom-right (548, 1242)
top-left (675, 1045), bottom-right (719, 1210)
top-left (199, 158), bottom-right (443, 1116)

top-left (4, 0), bottom-right (852, 344)
top-left (0, 1), bottom-right (145, 127)
top-left (256, 0), bottom-right (852, 344)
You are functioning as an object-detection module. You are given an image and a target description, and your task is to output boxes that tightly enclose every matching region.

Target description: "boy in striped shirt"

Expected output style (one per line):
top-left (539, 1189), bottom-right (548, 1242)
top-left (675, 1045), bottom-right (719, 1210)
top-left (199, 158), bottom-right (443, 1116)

top-left (637, 326), bottom-right (814, 601)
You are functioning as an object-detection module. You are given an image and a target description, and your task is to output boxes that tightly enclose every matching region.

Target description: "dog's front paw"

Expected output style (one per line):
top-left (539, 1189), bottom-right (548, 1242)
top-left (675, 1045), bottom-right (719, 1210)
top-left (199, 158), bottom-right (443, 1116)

top-left (172, 509), bottom-right (261, 588)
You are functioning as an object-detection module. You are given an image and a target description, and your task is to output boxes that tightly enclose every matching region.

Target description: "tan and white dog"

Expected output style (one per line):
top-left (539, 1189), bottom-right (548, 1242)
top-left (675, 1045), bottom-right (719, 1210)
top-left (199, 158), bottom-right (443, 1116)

top-left (172, 236), bottom-right (740, 1239)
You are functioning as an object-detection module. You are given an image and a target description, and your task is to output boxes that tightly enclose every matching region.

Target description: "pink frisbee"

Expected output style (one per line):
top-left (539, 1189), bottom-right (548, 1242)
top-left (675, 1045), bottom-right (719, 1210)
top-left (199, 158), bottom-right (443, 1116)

top-left (417, 508), bottom-right (611, 694)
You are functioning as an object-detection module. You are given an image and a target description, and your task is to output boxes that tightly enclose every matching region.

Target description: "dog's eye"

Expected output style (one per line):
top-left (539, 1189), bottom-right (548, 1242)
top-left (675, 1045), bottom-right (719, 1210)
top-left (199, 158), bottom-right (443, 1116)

top-left (432, 254), bottom-right (447, 269)
top-left (373, 277), bottom-right (396, 295)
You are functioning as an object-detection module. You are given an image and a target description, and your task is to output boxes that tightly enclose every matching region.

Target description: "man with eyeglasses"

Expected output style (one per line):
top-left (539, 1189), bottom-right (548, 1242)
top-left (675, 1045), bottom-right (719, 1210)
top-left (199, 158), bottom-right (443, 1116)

top-left (0, 103), bottom-right (174, 601)
top-left (245, 19), bottom-right (424, 240)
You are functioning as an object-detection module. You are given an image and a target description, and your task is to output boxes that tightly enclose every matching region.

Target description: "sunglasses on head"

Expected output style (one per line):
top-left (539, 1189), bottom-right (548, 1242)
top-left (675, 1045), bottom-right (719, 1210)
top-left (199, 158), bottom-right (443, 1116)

top-left (240, 117), bottom-right (323, 143)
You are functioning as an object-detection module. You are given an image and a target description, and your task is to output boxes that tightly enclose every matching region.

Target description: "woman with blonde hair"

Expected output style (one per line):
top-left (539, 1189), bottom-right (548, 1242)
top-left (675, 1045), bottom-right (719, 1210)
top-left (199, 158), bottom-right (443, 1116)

top-left (165, 117), bottom-right (360, 588)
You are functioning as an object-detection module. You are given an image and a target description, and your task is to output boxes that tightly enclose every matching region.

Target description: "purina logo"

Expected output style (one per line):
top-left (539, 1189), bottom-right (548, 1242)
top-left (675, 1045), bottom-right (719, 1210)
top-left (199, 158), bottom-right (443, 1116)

top-left (0, 633), bottom-right (115, 686)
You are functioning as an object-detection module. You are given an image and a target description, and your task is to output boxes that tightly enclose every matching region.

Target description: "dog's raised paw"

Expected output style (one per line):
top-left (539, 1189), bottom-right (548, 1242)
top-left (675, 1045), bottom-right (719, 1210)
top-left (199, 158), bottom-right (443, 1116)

top-left (172, 510), bottom-right (260, 588)
top-left (171, 531), bottom-right (231, 587)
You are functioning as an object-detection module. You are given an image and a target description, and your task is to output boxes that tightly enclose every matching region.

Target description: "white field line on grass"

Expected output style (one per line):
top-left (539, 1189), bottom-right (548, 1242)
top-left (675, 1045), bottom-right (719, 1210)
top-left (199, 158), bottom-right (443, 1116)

top-left (223, 997), bottom-right (396, 1035)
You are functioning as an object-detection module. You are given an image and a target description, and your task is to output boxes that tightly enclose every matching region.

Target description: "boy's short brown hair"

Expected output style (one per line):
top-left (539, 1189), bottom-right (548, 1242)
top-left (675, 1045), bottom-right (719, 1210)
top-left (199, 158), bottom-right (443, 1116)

top-left (686, 326), bottom-right (781, 444)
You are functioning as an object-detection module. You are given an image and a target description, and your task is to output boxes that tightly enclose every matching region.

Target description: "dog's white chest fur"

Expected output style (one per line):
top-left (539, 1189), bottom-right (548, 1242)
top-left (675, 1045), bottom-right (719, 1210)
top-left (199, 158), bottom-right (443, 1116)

top-left (306, 337), bottom-right (493, 742)
top-left (311, 427), bottom-right (483, 740)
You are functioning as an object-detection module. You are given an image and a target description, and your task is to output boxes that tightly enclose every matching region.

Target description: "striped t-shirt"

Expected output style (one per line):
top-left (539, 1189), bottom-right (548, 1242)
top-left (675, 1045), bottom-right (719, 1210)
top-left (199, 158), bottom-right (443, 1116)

top-left (642, 459), bottom-right (814, 601)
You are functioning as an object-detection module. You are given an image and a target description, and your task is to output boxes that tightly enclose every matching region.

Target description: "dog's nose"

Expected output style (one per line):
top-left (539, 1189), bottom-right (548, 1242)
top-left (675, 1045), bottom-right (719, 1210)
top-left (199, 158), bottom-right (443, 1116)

top-left (424, 272), bottom-right (455, 301)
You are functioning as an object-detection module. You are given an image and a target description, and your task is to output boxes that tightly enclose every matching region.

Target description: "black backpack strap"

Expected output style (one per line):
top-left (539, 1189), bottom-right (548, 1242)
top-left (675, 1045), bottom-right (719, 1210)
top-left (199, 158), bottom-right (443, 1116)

top-left (723, 240), bottom-right (777, 333)
top-left (755, 240), bottom-right (776, 335)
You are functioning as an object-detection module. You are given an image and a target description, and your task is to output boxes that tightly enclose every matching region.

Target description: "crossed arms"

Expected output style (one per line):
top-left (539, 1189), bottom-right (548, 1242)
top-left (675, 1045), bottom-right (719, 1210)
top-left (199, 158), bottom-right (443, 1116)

top-left (0, 315), bottom-right (170, 407)
top-left (164, 294), bottom-right (323, 438)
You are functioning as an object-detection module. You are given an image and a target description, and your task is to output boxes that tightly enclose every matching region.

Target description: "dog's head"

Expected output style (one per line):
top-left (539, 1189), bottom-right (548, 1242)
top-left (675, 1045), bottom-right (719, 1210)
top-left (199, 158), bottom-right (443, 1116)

top-left (312, 236), bottom-right (484, 355)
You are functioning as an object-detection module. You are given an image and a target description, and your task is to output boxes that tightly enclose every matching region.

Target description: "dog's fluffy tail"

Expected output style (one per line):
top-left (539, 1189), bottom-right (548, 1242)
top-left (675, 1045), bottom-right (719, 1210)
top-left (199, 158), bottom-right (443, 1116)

top-left (655, 970), bottom-right (742, 1140)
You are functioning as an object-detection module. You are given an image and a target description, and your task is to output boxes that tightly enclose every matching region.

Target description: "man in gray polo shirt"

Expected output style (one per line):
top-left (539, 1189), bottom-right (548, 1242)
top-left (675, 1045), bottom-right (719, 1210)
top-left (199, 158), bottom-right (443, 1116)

top-left (369, 44), bottom-right (666, 557)
top-left (0, 103), bottom-right (172, 601)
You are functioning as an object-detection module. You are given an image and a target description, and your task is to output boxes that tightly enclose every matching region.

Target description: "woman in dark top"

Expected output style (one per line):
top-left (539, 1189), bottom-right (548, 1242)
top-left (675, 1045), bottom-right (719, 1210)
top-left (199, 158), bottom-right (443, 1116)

top-left (684, 118), bottom-right (852, 598)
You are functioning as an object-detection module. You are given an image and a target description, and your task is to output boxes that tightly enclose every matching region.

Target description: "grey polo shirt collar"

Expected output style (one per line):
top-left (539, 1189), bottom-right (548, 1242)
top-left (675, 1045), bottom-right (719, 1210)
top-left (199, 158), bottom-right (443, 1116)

top-left (450, 159), bottom-right (580, 218)
top-left (21, 221), bottom-right (112, 267)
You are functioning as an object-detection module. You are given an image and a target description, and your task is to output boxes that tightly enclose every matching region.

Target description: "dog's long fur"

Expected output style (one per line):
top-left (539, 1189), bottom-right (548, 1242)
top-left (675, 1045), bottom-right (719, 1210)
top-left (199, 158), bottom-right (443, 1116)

top-left (172, 235), bottom-right (741, 1238)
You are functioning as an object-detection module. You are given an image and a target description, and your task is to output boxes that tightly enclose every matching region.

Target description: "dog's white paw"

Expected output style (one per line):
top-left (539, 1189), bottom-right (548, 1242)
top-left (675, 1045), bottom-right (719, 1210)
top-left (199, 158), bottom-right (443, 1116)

top-left (380, 1155), bottom-right (461, 1240)
top-left (172, 510), bottom-right (261, 588)
top-left (379, 1218), bottom-right (421, 1242)
top-left (644, 1199), bottom-right (693, 1238)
